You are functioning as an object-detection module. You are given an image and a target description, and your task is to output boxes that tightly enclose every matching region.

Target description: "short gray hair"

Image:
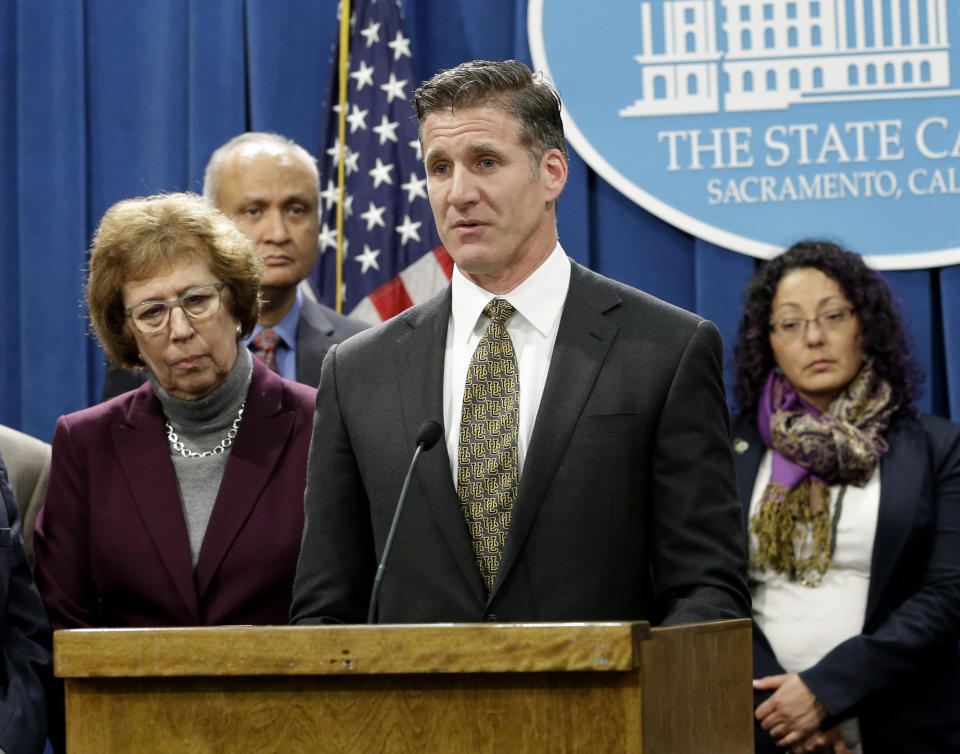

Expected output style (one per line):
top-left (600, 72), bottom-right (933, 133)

top-left (202, 132), bottom-right (320, 205)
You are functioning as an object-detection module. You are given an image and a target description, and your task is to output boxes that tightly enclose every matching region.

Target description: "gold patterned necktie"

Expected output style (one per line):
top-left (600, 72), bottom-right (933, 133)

top-left (457, 298), bottom-right (520, 593)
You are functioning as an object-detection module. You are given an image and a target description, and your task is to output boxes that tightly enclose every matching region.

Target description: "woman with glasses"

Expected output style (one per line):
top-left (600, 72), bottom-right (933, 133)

top-left (731, 240), bottom-right (960, 754)
top-left (34, 192), bottom-right (317, 630)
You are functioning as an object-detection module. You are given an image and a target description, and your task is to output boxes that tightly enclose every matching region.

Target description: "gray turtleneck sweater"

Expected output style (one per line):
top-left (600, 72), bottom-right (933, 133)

top-left (149, 346), bottom-right (253, 566)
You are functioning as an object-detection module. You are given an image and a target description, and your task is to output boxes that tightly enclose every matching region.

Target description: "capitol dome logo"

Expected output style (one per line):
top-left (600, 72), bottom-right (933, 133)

top-left (529, 0), bottom-right (960, 268)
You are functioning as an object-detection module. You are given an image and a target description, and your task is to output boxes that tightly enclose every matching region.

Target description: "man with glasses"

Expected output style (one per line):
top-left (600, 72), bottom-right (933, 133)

top-left (102, 132), bottom-right (367, 399)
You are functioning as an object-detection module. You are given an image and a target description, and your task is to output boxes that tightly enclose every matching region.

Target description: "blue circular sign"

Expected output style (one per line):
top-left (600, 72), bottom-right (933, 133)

top-left (529, 0), bottom-right (960, 269)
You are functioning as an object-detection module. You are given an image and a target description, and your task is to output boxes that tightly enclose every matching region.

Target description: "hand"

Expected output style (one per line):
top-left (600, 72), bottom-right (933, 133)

top-left (789, 726), bottom-right (852, 754)
top-left (754, 673), bottom-right (828, 748)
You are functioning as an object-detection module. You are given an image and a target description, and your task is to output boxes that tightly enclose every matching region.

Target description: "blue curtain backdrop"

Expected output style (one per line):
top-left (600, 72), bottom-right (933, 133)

top-left (2, 0), bottom-right (956, 442)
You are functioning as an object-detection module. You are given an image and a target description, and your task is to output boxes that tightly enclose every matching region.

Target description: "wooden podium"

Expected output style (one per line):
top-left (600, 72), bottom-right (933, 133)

top-left (55, 619), bottom-right (752, 753)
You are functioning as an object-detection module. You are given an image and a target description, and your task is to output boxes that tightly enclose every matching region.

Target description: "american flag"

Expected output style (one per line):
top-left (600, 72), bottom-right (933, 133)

top-left (310, 0), bottom-right (451, 324)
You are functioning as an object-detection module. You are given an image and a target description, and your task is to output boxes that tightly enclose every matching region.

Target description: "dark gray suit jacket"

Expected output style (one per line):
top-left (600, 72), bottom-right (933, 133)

top-left (291, 262), bottom-right (750, 626)
top-left (100, 296), bottom-right (368, 399)
top-left (288, 296), bottom-right (369, 389)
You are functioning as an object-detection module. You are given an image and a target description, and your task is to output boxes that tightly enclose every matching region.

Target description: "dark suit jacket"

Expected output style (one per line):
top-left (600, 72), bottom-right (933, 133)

top-left (100, 295), bottom-right (368, 398)
top-left (291, 261), bottom-right (749, 626)
top-left (0, 455), bottom-right (50, 754)
top-left (0, 425), bottom-right (51, 565)
top-left (733, 413), bottom-right (960, 753)
top-left (293, 294), bottom-right (369, 388)
top-left (34, 359), bottom-right (316, 629)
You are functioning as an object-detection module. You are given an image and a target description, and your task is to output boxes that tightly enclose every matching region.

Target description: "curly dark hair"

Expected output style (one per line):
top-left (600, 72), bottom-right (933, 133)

top-left (731, 239), bottom-right (922, 423)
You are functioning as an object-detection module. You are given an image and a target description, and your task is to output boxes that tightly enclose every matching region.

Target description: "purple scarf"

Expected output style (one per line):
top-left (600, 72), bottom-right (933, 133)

top-left (750, 360), bottom-right (896, 585)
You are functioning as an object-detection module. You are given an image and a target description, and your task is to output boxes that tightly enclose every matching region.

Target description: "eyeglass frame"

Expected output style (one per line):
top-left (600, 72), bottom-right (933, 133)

top-left (768, 306), bottom-right (856, 340)
top-left (123, 282), bottom-right (227, 334)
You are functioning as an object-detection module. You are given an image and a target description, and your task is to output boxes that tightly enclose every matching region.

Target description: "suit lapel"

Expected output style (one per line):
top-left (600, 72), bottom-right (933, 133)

top-left (396, 289), bottom-right (487, 602)
top-left (194, 361), bottom-right (295, 599)
top-left (731, 422), bottom-right (765, 530)
top-left (866, 418), bottom-right (923, 622)
top-left (113, 385), bottom-right (200, 621)
top-left (490, 264), bottom-right (621, 602)
top-left (296, 297), bottom-right (335, 389)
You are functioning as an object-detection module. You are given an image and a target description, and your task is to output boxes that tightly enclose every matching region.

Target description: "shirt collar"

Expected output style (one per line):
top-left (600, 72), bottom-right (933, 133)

top-left (450, 243), bottom-right (570, 341)
top-left (245, 286), bottom-right (303, 349)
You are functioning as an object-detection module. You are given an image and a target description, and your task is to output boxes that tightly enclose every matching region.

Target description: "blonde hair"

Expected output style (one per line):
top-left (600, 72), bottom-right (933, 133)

top-left (87, 192), bottom-right (263, 368)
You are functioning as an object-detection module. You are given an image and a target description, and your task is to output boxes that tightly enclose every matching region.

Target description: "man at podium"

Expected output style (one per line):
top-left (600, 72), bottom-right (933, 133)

top-left (290, 60), bottom-right (749, 626)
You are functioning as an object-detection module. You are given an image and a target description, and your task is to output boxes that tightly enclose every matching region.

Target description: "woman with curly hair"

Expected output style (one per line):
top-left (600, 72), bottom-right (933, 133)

top-left (730, 240), bottom-right (960, 754)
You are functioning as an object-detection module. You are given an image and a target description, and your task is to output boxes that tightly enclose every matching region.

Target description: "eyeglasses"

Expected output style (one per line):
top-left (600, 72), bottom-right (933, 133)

top-left (769, 307), bottom-right (855, 340)
top-left (124, 282), bottom-right (226, 334)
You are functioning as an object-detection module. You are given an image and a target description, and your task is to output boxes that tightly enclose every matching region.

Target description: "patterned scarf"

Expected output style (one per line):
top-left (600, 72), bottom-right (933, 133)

top-left (750, 358), bottom-right (896, 585)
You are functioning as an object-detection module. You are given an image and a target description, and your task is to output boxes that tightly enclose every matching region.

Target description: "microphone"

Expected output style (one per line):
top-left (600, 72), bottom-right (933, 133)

top-left (367, 420), bottom-right (443, 623)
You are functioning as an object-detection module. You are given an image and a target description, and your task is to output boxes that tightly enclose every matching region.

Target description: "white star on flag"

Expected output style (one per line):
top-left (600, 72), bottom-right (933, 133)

top-left (380, 72), bottom-right (407, 103)
top-left (372, 115), bottom-right (399, 145)
top-left (401, 173), bottom-right (428, 203)
top-left (318, 223), bottom-right (338, 252)
top-left (344, 148), bottom-right (361, 175)
top-left (395, 214), bottom-right (422, 245)
top-left (368, 158), bottom-right (394, 187)
top-left (360, 201), bottom-right (387, 231)
top-left (320, 179), bottom-right (340, 210)
top-left (355, 244), bottom-right (381, 273)
top-left (346, 104), bottom-right (369, 133)
top-left (387, 30), bottom-right (412, 60)
top-left (350, 60), bottom-right (375, 90)
top-left (359, 21), bottom-right (380, 47)
top-left (325, 137), bottom-right (343, 166)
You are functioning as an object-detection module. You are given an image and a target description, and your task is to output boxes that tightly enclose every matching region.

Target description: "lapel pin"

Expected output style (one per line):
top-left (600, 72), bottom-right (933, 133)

top-left (733, 438), bottom-right (749, 455)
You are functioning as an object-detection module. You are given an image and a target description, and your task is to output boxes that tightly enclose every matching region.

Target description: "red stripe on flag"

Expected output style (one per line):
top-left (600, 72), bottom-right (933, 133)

top-left (370, 277), bottom-right (414, 321)
top-left (433, 246), bottom-right (454, 277)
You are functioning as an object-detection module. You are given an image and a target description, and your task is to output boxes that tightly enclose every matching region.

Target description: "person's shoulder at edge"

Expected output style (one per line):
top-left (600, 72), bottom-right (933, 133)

top-left (0, 453), bottom-right (52, 754)
top-left (323, 284), bottom-right (451, 358)
top-left (275, 372), bottom-right (319, 411)
top-left (301, 296), bottom-right (370, 339)
top-left (568, 261), bottom-right (708, 326)
top-left (65, 381), bottom-right (153, 431)
top-left (895, 410), bottom-right (960, 461)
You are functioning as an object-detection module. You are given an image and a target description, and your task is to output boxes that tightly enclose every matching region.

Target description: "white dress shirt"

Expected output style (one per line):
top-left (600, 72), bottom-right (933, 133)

top-left (442, 244), bottom-right (571, 484)
top-left (749, 450), bottom-right (880, 753)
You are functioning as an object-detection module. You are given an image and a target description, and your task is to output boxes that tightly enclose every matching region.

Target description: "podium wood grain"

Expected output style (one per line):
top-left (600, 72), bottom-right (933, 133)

top-left (55, 620), bottom-right (752, 753)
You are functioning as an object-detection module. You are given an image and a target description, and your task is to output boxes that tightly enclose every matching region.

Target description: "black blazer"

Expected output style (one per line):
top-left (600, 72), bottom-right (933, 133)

top-left (291, 261), bottom-right (750, 626)
top-left (100, 295), bottom-right (367, 398)
top-left (292, 295), bottom-right (368, 389)
top-left (0, 453), bottom-right (50, 754)
top-left (733, 413), bottom-right (960, 753)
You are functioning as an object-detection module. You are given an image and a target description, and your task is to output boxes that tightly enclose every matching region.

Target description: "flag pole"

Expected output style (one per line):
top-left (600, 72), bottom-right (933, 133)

top-left (335, 0), bottom-right (352, 313)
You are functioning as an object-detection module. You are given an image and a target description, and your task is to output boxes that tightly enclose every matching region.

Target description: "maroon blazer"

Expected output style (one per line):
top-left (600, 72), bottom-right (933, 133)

top-left (34, 359), bottom-right (316, 629)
